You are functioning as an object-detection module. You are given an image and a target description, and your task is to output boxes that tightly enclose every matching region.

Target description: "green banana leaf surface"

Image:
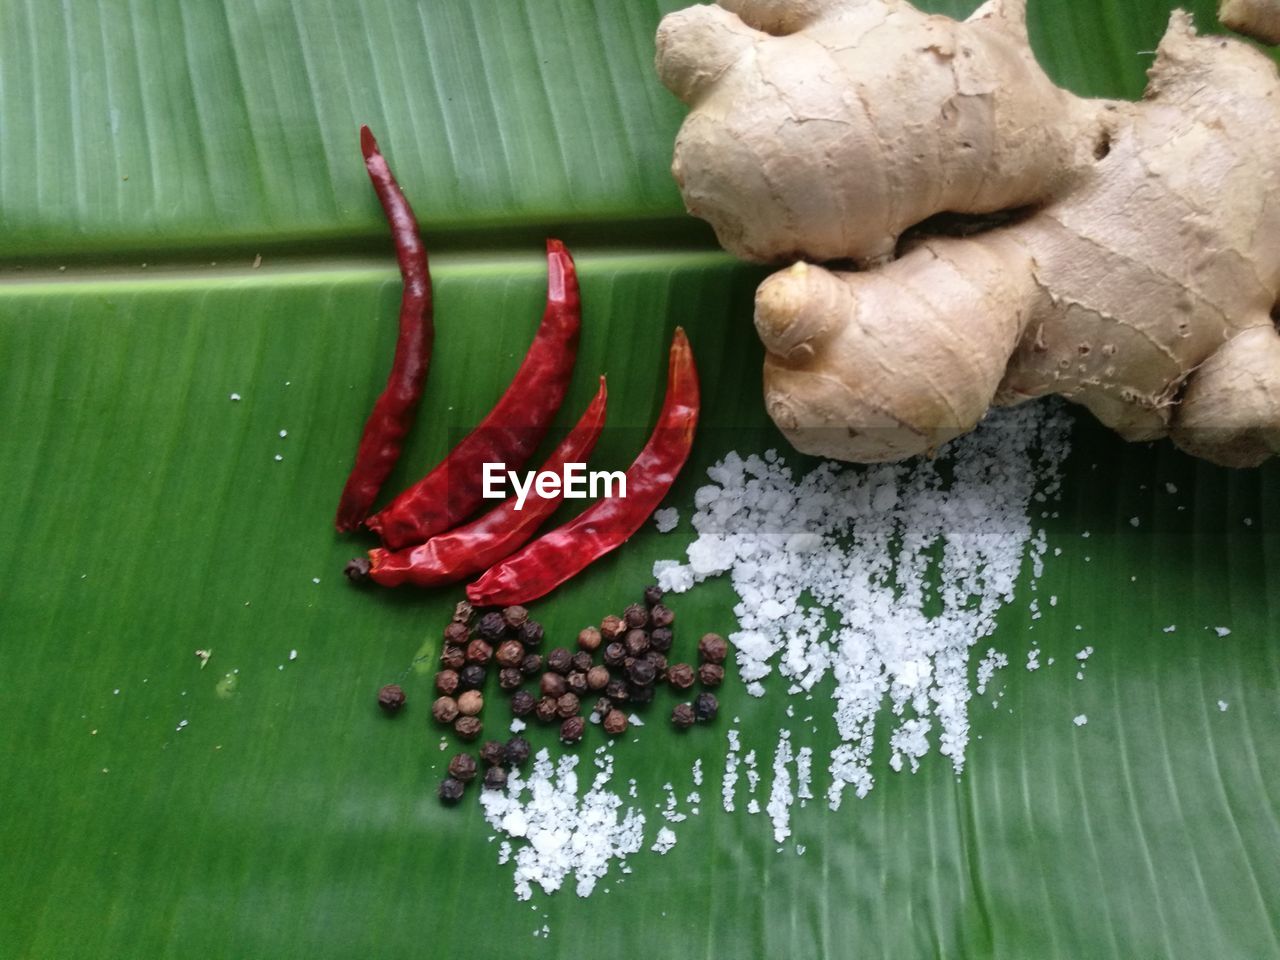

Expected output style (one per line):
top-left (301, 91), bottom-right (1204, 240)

top-left (1, 0), bottom-right (1278, 957)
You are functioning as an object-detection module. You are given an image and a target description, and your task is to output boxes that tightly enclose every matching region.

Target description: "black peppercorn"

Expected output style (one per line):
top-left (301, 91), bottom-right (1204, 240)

top-left (628, 682), bottom-right (656, 705)
top-left (556, 693), bottom-right (581, 719)
top-left (698, 633), bottom-right (728, 664)
top-left (577, 626), bottom-right (602, 652)
top-left (454, 715), bottom-right (483, 740)
top-left (438, 777), bottom-right (466, 804)
top-left (603, 642), bottom-right (626, 668)
top-left (671, 703), bottom-right (695, 729)
top-left (432, 696), bottom-right (459, 724)
top-left (570, 651), bottom-right (593, 674)
top-left (344, 557), bottom-right (371, 583)
top-left (605, 679), bottom-right (629, 702)
top-left (452, 600), bottom-right (474, 625)
top-left (440, 645), bottom-right (467, 671)
top-left (593, 697), bottom-right (613, 718)
top-left (435, 670), bottom-right (460, 696)
top-left (600, 615), bottom-right (626, 641)
top-left (667, 663), bottom-right (695, 691)
top-left (540, 672), bottom-right (567, 698)
top-left (517, 620), bottom-right (544, 647)
top-left (627, 658), bottom-right (657, 686)
top-left (566, 671), bottom-right (588, 695)
top-left (535, 696), bottom-right (559, 723)
top-left (498, 667), bottom-right (523, 690)
top-left (480, 740), bottom-right (506, 766)
top-left (511, 690), bottom-right (536, 717)
top-left (504, 736), bottom-right (531, 767)
top-left (546, 648), bottom-right (572, 675)
top-left (698, 663), bottom-right (725, 687)
top-left (649, 604), bottom-right (675, 629)
top-left (586, 665), bottom-right (610, 691)
top-left (624, 629), bottom-right (650, 657)
top-left (623, 603), bottom-right (649, 629)
top-left (649, 627), bottom-right (673, 653)
top-left (448, 753), bottom-right (478, 782)
top-left (443, 621), bottom-right (470, 646)
top-left (495, 640), bottom-right (524, 668)
top-left (603, 710), bottom-right (628, 735)
top-left (378, 684), bottom-right (407, 714)
top-left (693, 692), bottom-right (719, 722)
top-left (560, 716), bottom-right (586, 743)
top-left (465, 638), bottom-right (494, 665)
top-left (459, 664), bottom-right (486, 690)
top-left (483, 766), bottom-right (508, 790)
top-left (502, 605), bottom-right (529, 630)
top-left (476, 611), bottom-right (507, 641)
top-left (643, 584), bottom-right (664, 607)
top-left (645, 651), bottom-right (668, 675)
top-left (457, 690), bottom-right (484, 716)
top-left (520, 653), bottom-right (544, 676)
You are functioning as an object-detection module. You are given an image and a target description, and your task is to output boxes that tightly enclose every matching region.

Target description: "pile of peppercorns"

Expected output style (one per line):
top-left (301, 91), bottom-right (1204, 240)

top-left (377, 585), bottom-right (730, 805)
top-left (437, 736), bottom-right (532, 804)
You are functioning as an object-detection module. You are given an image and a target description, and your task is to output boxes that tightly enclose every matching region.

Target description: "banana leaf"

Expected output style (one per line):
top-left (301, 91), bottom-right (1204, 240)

top-left (1, 0), bottom-right (1277, 957)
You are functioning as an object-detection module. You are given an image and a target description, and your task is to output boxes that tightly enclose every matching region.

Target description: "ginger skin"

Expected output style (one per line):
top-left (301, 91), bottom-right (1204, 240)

top-left (656, 0), bottom-right (1280, 467)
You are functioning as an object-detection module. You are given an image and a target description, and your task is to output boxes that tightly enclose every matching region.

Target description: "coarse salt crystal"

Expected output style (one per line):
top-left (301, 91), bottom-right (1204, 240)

top-left (1073, 714), bottom-right (1088, 726)
top-left (653, 508), bottom-right (680, 533)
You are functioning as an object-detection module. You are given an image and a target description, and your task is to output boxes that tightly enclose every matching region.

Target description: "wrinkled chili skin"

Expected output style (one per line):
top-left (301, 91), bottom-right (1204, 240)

top-left (466, 328), bottom-right (699, 606)
top-left (367, 239), bottom-right (581, 549)
top-left (364, 378), bottom-right (608, 587)
top-left (334, 126), bottom-right (434, 533)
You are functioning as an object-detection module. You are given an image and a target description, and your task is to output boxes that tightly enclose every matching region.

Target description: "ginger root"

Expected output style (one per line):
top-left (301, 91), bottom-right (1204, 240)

top-left (656, 0), bottom-right (1280, 467)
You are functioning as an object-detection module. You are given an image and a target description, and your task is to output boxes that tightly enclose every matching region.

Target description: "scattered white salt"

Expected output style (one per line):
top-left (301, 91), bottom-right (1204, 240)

top-left (976, 649), bottom-right (1009, 696)
top-left (766, 731), bottom-right (794, 842)
top-left (651, 828), bottom-right (678, 854)
top-left (1073, 714), bottom-right (1088, 727)
top-left (1129, 516), bottom-right (1140, 528)
top-left (1026, 649), bottom-right (1041, 671)
top-left (480, 749), bottom-right (645, 900)
top-left (311, 577), bottom-right (321, 585)
top-left (653, 507), bottom-right (680, 533)
top-left (1075, 671), bottom-right (1084, 680)
top-left (1162, 625), bottom-right (1177, 634)
top-left (279, 429), bottom-right (288, 438)
top-left (229, 392), bottom-right (241, 401)
top-left (288, 649), bottom-right (297, 661)
top-left (1075, 646), bottom-right (1093, 661)
top-left (795, 747), bottom-right (813, 803)
top-left (1165, 483), bottom-right (1178, 494)
top-left (744, 750), bottom-right (760, 796)
top-left (274, 454), bottom-right (283, 462)
top-left (1217, 700), bottom-right (1229, 712)
top-left (691, 758), bottom-right (703, 787)
top-left (654, 404), bottom-right (1070, 808)
top-left (1213, 626), bottom-right (1232, 638)
top-left (510, 719), bottom-right (527, 733)
top-left (628, 714), bottom-right (644, 727)
top-left (722, 729), bottom-right (741, 812)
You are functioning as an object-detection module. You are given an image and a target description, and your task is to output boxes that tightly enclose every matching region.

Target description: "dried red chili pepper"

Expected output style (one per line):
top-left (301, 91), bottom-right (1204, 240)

top-left (466, 328), bottom-right (699, 606)
top-left (334, 126), bottom-right (433, 532)
top-left (356, 377), bottom-right (608, 587)
top-left (366, 239), bottom-right (582, 549)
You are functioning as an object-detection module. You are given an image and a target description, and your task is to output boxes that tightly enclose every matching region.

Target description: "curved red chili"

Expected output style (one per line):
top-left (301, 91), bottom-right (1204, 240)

top-left (354, 377), bottom-right (608, 588)
top-left (334, 125), bottom-right (433, 532)
top-left (366, 239), bottom-right (582, 549)
top-left (466, 328), bottom-right (699, 607)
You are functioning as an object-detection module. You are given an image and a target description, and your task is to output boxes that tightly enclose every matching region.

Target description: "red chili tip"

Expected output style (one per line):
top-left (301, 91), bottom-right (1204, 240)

top-left (546, 238), bottom-right (565, 255)
top-left (360, 125), bottom-right (378, 159)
